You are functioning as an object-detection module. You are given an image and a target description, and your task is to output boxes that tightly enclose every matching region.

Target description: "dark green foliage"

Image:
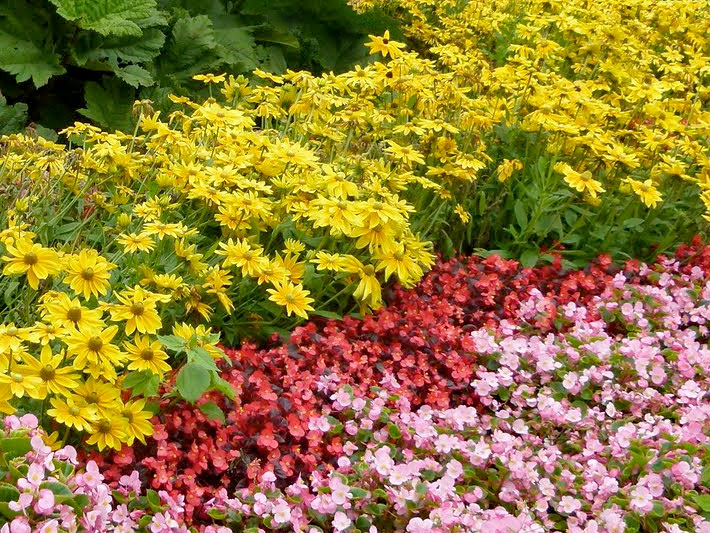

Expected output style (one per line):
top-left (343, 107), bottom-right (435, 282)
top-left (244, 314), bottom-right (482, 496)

top-left (0, 0), bottom-right (401, 132)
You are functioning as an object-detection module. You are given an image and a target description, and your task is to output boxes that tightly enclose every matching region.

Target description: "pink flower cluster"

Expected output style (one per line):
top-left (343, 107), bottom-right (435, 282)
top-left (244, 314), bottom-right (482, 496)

top-left (204, 255), bottom-right (710, 532)
top-left (0, 415), bottom-right (189, 532)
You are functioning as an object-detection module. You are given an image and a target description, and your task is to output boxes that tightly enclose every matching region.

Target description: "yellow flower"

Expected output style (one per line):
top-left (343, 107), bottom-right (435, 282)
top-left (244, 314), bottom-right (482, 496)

top-left (352, 264), bottom-right (382, 310)
top-left (311, 252), bottom-right (350, 272)
top-left (216, 238), bottom-right (266, 277)
top-left (117, 233), bottom-right (156, 253)
top-left (364, 30), bottom-right (406, 58)
top-left (454, 204), bottom-right (470, 224)
top-left (21, 345), bottom-right (79, 398)
top-left (118, 398), bottom-right (154, 445)
top-left (64, 326), bottom-right (125, 378)
top-left (193, 73), bottom-right (227, 84)
top-left (0, 323), bottom-right (36, 354)
top-left (63, 249), bottom-right (116, 300)
top-left (385, 141), bottom-right (426, 166)
top-left (74, 378), bottom-right (122, 417)
top-left (0, 368), bottom-right (42, 399)
top-left (1, 238), bottom-right (60, 290)
top-left (266, 282), bottom-right (315, 319)
top-left (44, 293), bottom-right (105, 332)
top-left (628, 178), bottom-right (663, 208)
top-left (47, 397), bottom-right (97, 432)
top-left (86, 417), bottom-right (127, 451)
top-left (110, 287), bottom-right (162, 335)
top-left (556, 163), bottom-right (605, 199)
top-left (374, 245), bottom-right (423, 287)
top-left (124, 335), bottom-right (171, 376)
top-left (283, 239), bottom-right (305, 256)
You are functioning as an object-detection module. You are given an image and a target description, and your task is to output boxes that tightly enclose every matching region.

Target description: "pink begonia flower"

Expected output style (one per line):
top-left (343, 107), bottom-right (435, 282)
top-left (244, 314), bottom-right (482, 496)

top-left (18, 414), bottom-right (38, 429)
top-left (31, 435), bottom-right (51, 455)
top-left (332, 511), bottom-right (351, 531)
top-left (26, 462), bottom-right (45, 486)
top-left (8, 492), bottom-right (33, 512)
top-left (34, 489), bottom-right (55, 515)
top-left (558, 496), bottom-right (582, 514)
top-left (406, 517), bottom-right (434, 532)
top-left (272, 500), bottom-right (292, 524)
top-left (81, 461), bottom-right (104, 488)
top-left (149, 512), bottom-right (179, 533)
top-left (119, 471), bottom-right (142, 494)
top-left (7, 518), bottom-right (31, 533)
top-left (36, 520), bottom-right (59, 533)
top-left (54, 445), bottom-right (78, 465)
top-left (261, 471), bottom-right (276, 484)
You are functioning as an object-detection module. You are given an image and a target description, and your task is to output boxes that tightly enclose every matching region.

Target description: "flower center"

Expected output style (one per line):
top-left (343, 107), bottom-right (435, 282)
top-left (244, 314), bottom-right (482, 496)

top-left (39, 365), bottom-right (55, 381)
top-left (67, 307), bottom-right (82, 323)
top-left (6, 326), bottom-right (18, 336)
top-left (81, 268), bottom-right (95, 281)
top-left (86, 392), bottom-right (100, 404)
top-left (69, 406), bottom-right (80, 416)
top-left (23, 252), bottom-right (38, 266)
top-left (11, 373), bottom-right (23, 383)
top-left (140, 348), bottom-right (154, 361)
top-left (97, 420), bottom-right (112, 433)
top-left (130, 302), bottom-right (145, 316)
top-left (122, 410), bottom-right (134, 423)
top-left (87, 336), bottom-right (103, 352)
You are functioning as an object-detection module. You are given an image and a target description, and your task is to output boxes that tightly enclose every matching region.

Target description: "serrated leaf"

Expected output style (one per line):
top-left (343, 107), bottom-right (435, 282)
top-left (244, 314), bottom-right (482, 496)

top-left (211, 375), bottom-right (236, 401)
top-left (122, 370), bottom-right (159, 397)
top-left (0, 437), bottom-right (31, 458)
top-left (73, 28), bottom-right (166, 67)
top-left (0, 94), bottom-right (28, 135)
top-left (176, 363), bottom-right (210, 403)
top-left (39, 481), bottom-right (73, 497)
top-left (157, 334), bottom-right (187, 353)
top-left (520, 248), bottom-right (538, 268)
top-left (78, 78), bottom-right (135, 131)
top-left (198, 401), bottom-right (225, 423)
top-left (0, 32), bottom-right (65, 87)
top-left (187, 346), bottom-right (219, 372)
top-left (48, 0), bottom-right (159, 37)
top-left (694, 494), bottom-right (710, 512)
top-left (0, 483), bottom-right (19, 503)
top-left (115, 64), bottom-right (154, 87)
top-left (159, 14), bottom-right (218, 80)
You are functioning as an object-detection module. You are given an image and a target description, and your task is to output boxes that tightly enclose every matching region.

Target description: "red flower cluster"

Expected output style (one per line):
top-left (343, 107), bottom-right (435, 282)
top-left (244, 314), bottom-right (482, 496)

top-left (89, 239), bottom-right (710, 521)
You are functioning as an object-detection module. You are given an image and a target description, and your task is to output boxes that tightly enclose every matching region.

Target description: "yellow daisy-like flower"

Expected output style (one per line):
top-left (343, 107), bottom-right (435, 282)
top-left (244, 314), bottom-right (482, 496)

top-left (124, 335), bottom-right (171, 376)
top-left (117, 233), bottom-right (156, 253)
top-left (266, 282), bottom-right (315, 319)
top-left (63, 325), bottom-right (125, 377)
top-left (0, 323), bottom-right (36, 354)
top-left (364, 30), bottom-right (406, 58)
top-left (21, 345), bottom-right (80, 398)
top-left (47, 397), bottom-right (97, 432)
top-left (86, 417), bottom-right (127, 451)
top-left (0, 367), bottom-right (43, 399)
top-left (63, 249), bottom-right (116, 300)
top-left (628, 178), bottom-right (663, 208)
top-left (110, 287), bottom-right (162, 335)
top-left (118, 398), bottom-right (154, 446)
top-left (44, 293), bottom-right (105, 332)
top-left (1, 238), bottom-right (60, 290)
top-left (73, 378), bottom-right (122, 417)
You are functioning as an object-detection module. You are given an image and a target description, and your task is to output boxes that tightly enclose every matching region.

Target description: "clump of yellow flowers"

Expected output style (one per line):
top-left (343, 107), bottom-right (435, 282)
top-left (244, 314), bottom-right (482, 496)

top-left (351, 0), bottom-right (710, 218)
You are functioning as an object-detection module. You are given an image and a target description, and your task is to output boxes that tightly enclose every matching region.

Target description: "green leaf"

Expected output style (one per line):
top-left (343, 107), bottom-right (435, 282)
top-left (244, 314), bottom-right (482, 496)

top-left (198, 401), bottom-right (225, 423)
top-left (122, 370), bottom-right (160, 397)
top-left (73, 28), bottom-right (166, 67)
top-left (520, 248), bottom-right (539, 268)
top-left (48, 0), bottom-right (159, 37)
top-left (188, 346), bottom-right (219, 372)
top-left (387, 423), bottom-right (401, 439)
top-left (623, 218), bottom-right (645, 229)
top-left (211, 375), bottom-right (236, 401)
top-left (1, 437), bottom-right (31, 458)
top-left (176, 363), bottom-right (210, 403)
top-left (39, 481), bottom-right (73, 497)
top-left (157, 334), bottom-right (188, 353)
top-left (0, 31), bottom-right (65, 87)
top-left (78, 78), bottom-right (135, 131)
top-left (513, 199), bottom-right (527, 228)
top-left (0, 483), bottom-right (19, 503)
top-left (0, 94), bottom-right (28, 135)
top-left (159, 14), bottom-right (218, 80)
top-left (694, 494), bottom-right (710, 512)
top-left (115, 64), bottom-right (154, 87)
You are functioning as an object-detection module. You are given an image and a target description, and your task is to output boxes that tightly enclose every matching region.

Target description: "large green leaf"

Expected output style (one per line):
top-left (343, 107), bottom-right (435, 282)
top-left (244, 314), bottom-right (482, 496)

top-left (78, 78), bottom-right (135, 131)
top-left (158, 14), bottom-right (219, 81)
top-left (176, 363), bottom-right (210, 403)
top-left (0, 32), bottom-right (65, 87)
top-left (0, 94), bottom-right (28, 134)
top-left (48, 0), bottom-right (160, 37)
top-left (73, 28), bottom-right (166, 68)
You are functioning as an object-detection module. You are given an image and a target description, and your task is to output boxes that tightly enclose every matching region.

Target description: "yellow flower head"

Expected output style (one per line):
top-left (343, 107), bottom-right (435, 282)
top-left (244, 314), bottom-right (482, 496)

top-left (63, 249), bottom-right (116, 300)
top-left (2, 238), bottom-right (60, 290)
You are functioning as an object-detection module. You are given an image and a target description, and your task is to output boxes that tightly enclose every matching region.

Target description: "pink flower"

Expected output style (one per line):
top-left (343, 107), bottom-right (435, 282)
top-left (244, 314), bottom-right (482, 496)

top-left (80, 461), bottom-right (104, 488)
top-left (119, 471), bottom-right (142, 494)
top-left (8, 518), bottom-right (31, 533)
top-left (333, 511), bottom-right (351, 531)
top-left (34, 489), bottom-right (55, 515)
top-left (272, 500), bottom-right (292, 524)
top-left (630, 486), bottom-right (654, 514)
top-left (406, 517), bottom-right (434, 532)
top-left (558, 496), bottom-right (581, 514)
top-left (8, 492), bottom-right (33, 513)
top-left (149, 512), bottom-right (179, 533)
